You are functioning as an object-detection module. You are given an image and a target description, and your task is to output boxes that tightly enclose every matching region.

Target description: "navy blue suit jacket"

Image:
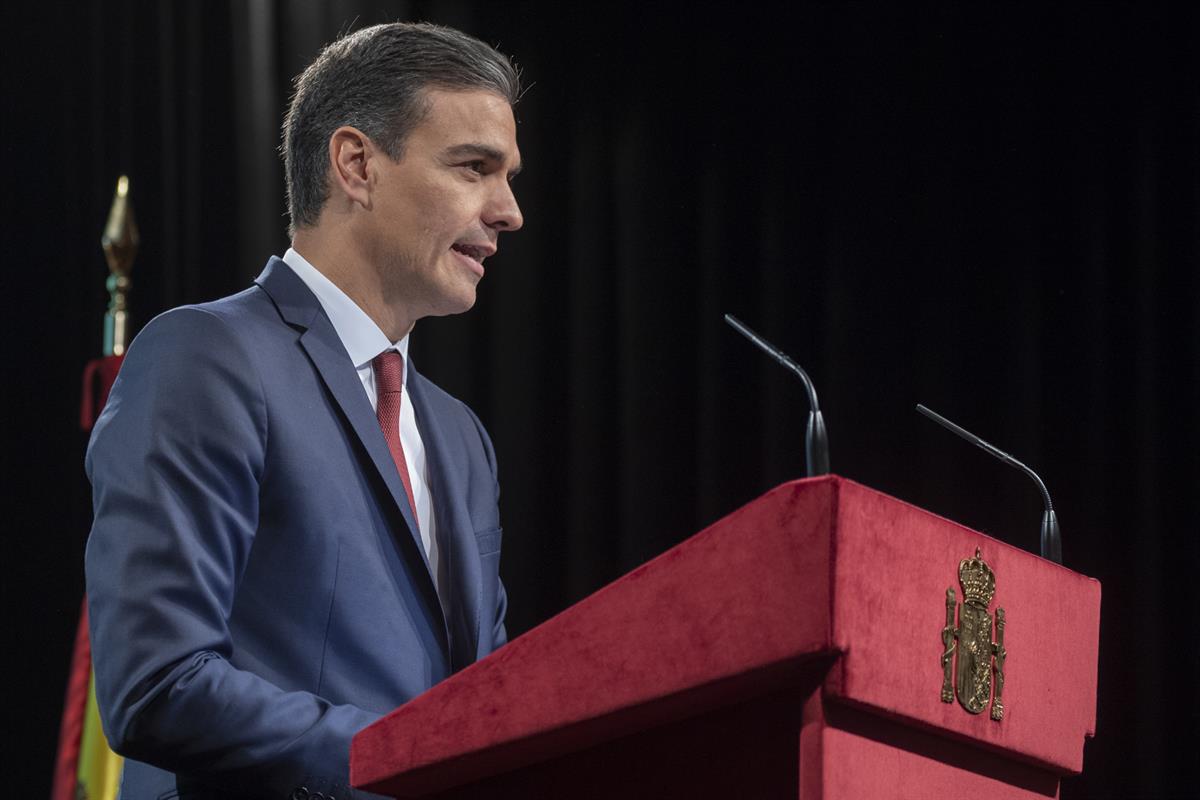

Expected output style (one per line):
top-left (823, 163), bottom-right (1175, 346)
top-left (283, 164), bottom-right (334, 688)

top-left (85, 258), bottom-right (507, 799)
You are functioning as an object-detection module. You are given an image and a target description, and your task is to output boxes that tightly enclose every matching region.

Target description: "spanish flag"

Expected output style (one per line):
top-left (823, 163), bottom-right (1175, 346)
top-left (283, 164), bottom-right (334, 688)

top-left (51, 354), bottom-right (125, 800)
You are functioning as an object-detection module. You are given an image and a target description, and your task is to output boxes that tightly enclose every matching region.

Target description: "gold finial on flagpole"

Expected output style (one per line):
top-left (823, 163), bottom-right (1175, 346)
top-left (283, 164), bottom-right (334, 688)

top-left (101, 175), bottom-right (139, 356)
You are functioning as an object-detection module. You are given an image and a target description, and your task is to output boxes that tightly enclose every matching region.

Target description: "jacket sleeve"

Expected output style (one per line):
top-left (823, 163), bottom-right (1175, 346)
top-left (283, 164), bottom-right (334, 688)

top-left (85, 306), bottom-right (383, 800)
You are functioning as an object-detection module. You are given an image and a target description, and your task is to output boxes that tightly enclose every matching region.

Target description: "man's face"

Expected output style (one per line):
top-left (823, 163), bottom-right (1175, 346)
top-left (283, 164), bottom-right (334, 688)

top-left (364, 88), bottom-right (523, 321)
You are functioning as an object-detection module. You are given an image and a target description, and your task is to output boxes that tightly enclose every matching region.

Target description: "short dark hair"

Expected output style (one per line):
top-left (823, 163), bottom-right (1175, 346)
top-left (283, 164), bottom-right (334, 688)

top-left (281, 22), bottom-right (521, 236)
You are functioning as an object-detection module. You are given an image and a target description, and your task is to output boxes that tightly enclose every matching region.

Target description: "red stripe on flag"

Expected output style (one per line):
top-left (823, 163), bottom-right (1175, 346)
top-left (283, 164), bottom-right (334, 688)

top-left (51, 601), bottom-right (92, 800)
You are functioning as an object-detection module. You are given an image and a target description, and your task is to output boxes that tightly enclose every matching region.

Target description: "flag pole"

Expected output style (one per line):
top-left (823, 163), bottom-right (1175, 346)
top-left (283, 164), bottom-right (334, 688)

top-left (52, 176), bottom-right (136, 800)
top-left (101, 174), bottom-right (137, 356)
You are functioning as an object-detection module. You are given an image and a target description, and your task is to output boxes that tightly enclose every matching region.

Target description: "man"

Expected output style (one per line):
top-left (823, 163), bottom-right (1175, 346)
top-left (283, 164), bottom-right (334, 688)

top-left (84, 22), bottom-right (523, 799)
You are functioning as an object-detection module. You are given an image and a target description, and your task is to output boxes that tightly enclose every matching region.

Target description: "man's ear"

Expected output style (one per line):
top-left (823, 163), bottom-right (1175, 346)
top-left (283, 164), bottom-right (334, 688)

top-left (328, 126), bottom-right (374, 211)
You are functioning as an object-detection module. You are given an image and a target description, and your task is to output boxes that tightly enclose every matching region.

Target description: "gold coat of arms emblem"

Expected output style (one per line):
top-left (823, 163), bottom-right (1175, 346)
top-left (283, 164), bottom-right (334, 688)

top-left (940, 548), bottom-right (1007, 720)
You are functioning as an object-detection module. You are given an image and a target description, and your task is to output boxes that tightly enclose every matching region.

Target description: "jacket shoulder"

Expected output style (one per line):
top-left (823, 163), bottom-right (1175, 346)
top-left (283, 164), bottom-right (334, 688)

top-left (134, 284), bottom-right (280, 343)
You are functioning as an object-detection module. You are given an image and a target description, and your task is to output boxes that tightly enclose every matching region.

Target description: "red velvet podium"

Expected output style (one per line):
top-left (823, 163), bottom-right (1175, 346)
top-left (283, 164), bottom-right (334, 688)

top-left (352, 477), bottom-right (1100, 799)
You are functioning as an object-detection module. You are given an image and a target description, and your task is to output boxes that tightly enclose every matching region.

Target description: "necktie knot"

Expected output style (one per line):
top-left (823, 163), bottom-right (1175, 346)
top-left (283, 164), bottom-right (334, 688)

top-left (373, 350), bottom-right (404, 396)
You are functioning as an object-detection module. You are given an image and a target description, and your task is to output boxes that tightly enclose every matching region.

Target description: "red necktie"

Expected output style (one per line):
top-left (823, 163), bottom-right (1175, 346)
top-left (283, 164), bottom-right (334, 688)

top-left (373, 351), bottom-right (419, 529)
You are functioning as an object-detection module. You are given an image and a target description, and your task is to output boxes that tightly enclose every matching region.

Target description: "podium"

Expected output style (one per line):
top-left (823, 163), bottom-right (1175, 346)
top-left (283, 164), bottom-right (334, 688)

top-left (352, 477), bottom-right (1100, 798)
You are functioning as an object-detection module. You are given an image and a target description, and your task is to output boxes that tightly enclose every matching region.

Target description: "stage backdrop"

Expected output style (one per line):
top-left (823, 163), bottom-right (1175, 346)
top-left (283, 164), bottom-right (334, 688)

top-left (10, 2), bottom-right (1196, 798)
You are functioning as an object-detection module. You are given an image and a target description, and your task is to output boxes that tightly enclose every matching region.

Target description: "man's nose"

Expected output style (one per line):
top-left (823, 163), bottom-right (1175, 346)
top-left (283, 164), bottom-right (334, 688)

top-left (484, 180), bottom-right (523, 232)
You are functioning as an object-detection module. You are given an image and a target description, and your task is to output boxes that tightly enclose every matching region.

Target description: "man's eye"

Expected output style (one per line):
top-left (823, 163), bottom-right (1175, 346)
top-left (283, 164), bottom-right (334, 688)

top-left (462, 161), bottom-right (487, 174)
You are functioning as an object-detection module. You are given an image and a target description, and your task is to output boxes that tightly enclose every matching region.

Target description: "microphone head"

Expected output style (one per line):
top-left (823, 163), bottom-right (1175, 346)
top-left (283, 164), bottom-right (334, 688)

top-left (1040, 509), bottom-right (1062, 564)
top-left (806, 410), bottom-right (830, 477)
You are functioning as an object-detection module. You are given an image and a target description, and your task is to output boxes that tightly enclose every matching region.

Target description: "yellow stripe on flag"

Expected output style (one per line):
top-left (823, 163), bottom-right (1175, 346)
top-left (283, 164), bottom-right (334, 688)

top-left (77, 672), bottom-right (123, 800)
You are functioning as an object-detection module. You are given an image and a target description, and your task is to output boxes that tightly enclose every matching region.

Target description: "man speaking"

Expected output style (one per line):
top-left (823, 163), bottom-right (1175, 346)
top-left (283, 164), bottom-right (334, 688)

top-left (84, 22), bottom-right (523, 799)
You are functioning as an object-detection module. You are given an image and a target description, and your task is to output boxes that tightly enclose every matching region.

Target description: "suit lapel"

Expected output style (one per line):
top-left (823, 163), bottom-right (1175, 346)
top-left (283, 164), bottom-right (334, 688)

top-left (254, 259), bottom-right (448, 647)
top-left (406, 367), bottom-right (483, 668)
top-left (300, 326), bottom-right (426, 543)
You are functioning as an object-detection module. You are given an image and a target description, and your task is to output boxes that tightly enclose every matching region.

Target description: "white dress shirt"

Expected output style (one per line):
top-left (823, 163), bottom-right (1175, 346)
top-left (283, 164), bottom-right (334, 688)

top-left (282, 248), bottom-right (440, 591)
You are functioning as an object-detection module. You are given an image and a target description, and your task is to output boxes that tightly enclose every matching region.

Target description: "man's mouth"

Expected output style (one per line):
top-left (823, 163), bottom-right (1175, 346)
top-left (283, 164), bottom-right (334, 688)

top-left (450, 242), bottom-right (495, 277)
top-left (451, 243), bottom-right (490, 263)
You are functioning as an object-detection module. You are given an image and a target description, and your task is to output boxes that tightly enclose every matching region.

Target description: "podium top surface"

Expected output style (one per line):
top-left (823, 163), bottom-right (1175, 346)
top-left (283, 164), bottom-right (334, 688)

top-left (353, 477), bottom-right (1100, 796)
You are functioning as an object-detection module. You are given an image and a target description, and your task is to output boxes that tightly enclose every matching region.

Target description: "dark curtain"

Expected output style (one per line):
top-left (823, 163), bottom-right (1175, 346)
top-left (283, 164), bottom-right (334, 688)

top-left (11, 2), bottom-right (1196, 797)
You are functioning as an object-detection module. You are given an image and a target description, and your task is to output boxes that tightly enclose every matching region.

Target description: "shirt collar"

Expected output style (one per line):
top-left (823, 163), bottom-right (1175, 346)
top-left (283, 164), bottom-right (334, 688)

top-left (282, 247), bottom-right (409, 369)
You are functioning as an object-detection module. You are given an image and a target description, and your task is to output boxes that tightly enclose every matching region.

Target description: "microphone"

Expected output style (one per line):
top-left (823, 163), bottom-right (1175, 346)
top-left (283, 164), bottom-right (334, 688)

top-left (724, 314), bottom-right (830, 477)
top-left (916, 403), bottom-right (1062, 564)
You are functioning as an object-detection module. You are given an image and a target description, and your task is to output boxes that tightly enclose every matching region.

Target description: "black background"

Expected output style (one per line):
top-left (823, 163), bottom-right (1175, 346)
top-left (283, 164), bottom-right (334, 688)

top-left (7, 2), bottom-right (1197, 797)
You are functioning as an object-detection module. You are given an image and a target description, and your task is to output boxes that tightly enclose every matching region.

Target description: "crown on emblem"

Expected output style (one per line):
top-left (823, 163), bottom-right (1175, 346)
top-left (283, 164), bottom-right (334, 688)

top-left (958, 547), bottom-right (996, 606)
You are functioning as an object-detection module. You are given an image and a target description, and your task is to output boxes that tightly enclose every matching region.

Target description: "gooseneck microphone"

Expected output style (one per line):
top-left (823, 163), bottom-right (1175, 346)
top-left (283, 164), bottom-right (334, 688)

top-left (916, 403), bottom-right (1062, 564)
top-left (724, 314), bottom-right (830, 477)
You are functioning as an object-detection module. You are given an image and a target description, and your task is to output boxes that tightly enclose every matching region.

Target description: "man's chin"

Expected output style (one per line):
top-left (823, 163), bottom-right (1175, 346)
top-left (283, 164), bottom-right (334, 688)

top-left (427, 289), bottom-right (478, 318)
